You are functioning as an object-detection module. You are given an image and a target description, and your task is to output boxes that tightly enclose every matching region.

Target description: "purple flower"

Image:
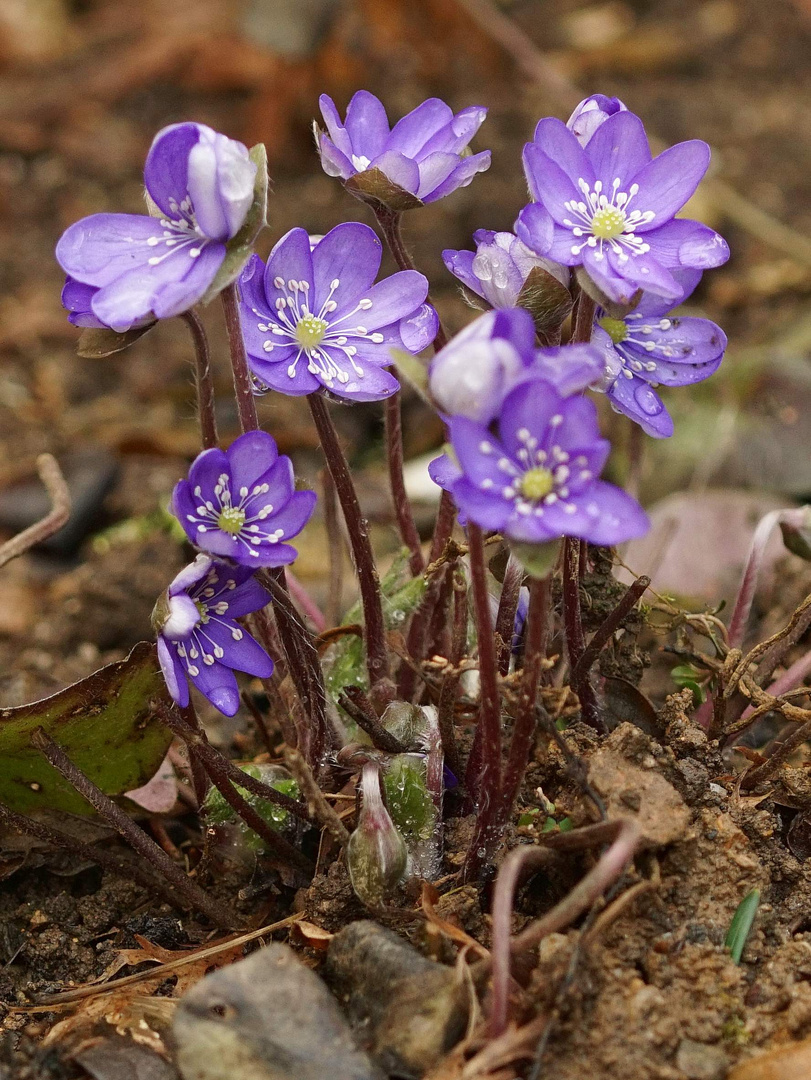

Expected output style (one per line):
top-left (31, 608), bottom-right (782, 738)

top-left (567, 95), bottom-right (627, 147)
top-left (589, 270), bottom-right (726, 438)
top-left (238, 223), bottom-right (434, 401)
top-left (515, 110), bottom-right (729, 306)
top-left (172, 430), bottom-right (315, 567)
top-left (56, 123), bottom-right (257, 332)
top-left (316, 91), bottom-right (491, 209)
top-left (153, 554), bottom-right (274, 716)
top-left (447, 378), bottom-right (649, 545)
top-left (443, 230), bottom-right (568, 309)
top-left (428, 307), bottom-right (603, 424)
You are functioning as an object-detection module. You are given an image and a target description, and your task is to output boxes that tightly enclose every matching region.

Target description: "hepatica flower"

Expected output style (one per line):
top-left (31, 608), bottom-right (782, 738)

top-left (316, 91), bottom-right (491, 209)
top-left (443, 230), bottom-right (568, 310)
top-left (590, 271), bottom-right (726, 437)
top-left (152, 554), bottom-right (274, 716)
top-left (172, 430), bottom-right (316, 566)
top-left (516, 109), bottom-right (729, 306)
top-left (239, 222), bottom-right (434, 401)
top-left (447, 378), bottom-right (648, 545)
top-left (56, 123), bottom-right (257, 332)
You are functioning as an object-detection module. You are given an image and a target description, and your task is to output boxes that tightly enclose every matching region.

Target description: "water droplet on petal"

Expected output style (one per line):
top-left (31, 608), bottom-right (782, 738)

top-left (633, 383), bottom-right (663, 416)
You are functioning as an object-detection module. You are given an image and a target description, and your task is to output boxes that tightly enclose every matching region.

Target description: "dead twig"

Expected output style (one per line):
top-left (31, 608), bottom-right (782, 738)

top-left (0, 454), bottom-right (70, 569)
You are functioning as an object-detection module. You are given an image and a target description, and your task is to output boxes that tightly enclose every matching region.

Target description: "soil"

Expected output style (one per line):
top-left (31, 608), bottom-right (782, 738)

top-left (3, 0), bottom-right (811, 1077)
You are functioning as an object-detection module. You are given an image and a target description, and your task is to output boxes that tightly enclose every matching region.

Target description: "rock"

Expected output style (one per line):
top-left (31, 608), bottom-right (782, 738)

top-left (324, 920), bottom-right (468, 1078)
top-left (676, 1038), bottom-right (728, 1080)
top-left (728, 1037), bottom-right (811, 1080)
top-left (587, 736), bottom-right (692, 848)
top-left (173, 944), bottom-right (381, 1080)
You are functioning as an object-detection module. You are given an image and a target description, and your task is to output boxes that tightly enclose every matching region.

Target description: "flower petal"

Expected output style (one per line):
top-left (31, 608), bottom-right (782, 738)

top-left (424, 151), bottom-right (491, 202)
top-left (311, 222), bottom-right (382, 315)
top-left (607, 372), bottom-right (674, 438)
top-left (607, 250), bottom-right (683, 302)
top-left (452, 478), bottom-right (513, 531)
top-left (264, 488), bottom-right (316, 541)
top-left (319, 94), bottom-right (354, 158)
top-left (387, 98), bottom-right (454, 157)
top-left (585, 110), bottom-right (652, 187)
top-left (443, 248), bottom-right (483, 298)
top-left (622, 315), bottom-right (726, 383)
top-left (521, 144), bottom-right (583, 226)
top-left (414, 151), bottom-right (459, 200)
top-left (318, 133), bottom-right (354, 179)
top-left (325, 361), bottom-right (400, 402)
top-left (398, 303), bottom-right (439, 352)
top-left (203, 622), bottom-right (275, 678)
top-left (560, 479), bottom-right (649, 543)
top-left (149, 242), bottom-right (224, 319)
top-left (631, 141), bottom-right (711, 230)
top-left (449, 416), bottom-right (514, 486)
top-left (531, 118), bottom-right (594, 193)
top-left (143, 123), bottom-right (199, 218)
top-left (56, 213), bottom-right (172, 286)
top-left (420, 105), bottom-right (487, 156)
top-left (357, 270), bottom-right (429, 331)
top-left (157, 636), bottom-right (188, 707)
top-left (186, 656), bottom-right (241, 716)
top-left (345, 90), bottom-right (390, 158)
top-left (249, 353), bottom-right (320, 396)
top-left (226, 430), bottom-right (279, 493)
top-left (367, 150), bottom-right (421, 195)
top-left (264, 227), bottom-right (315, 305)
top-left (223, 576), bottom-right (273, 618)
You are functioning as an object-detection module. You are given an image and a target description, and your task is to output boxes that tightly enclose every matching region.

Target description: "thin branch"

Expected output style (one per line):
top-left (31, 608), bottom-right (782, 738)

top-left (572, 574), bottom-right (651, 683)
top-left (338, 686), bottom-right (407, 754)
top-left (283, 746), bottom-right (351, 846)
top-left (0, 454), bottom-right (70, 569)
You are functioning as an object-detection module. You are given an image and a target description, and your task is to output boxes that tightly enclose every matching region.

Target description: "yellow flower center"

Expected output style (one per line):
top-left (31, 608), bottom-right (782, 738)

top-left (295, 315), bottom-right (329, 349)
top-left (598, 316), bottom-right (628, 345)
top-left (217, 506), bottom-right (246, 535)
top-left (520, 467), bottom-right (555, 502)
top-left (591, 206), bottom-right (626, 240)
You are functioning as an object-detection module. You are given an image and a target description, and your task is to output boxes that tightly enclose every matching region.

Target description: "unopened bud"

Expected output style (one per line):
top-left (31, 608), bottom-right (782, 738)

top-left (566, 95), bottom-right (628, 147)
top-left (347, 763), bottom-right (407, 907)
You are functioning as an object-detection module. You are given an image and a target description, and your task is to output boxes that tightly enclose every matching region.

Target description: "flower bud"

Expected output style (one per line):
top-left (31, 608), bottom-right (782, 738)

top-left (566, 94), bottom-right (628, 146)
top-left (428, 308), bottom-right (536, 424)
top-left (347, 763), bottom-right (407, 907)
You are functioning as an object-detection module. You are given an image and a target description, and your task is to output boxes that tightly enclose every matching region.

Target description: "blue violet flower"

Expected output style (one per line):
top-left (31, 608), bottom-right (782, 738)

top-left (172, 430), bottom-right (316, 566)
top-left (153, 554), bottom-right (274, 716)
top-left (590, 270), bottom-right (727, 438)
top-left (316, 91), bottom-right (491, 208)
top-left (443, 230), bottom-right (568, 310)
top-left (515, 110), bottom-right (729, 306)
top-left (56, 123), bottom-right (257, 331)
top-left (446, 377), bottom-right (649, 545)
top-left (238, 222), bottom-right (436, 401)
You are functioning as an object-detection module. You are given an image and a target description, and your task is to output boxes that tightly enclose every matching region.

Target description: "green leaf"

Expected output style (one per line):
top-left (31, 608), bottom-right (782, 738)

top-left (383, 756), bottom-right (436, 843)
top-left (203, 764), bottom-right (299, 853)
top-left (199, 142), bottom-right (269, 306)
top-left (77, 323), bottom-right (157, 359)
top-left (725, 888), bottom-right (760, 963)
top-left (0, 642), bottom-right (173, 815)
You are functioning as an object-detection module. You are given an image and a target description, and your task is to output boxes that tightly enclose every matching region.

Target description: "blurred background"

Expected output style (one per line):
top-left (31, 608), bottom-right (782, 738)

top-left (2, 0), bottom-right (811, 705)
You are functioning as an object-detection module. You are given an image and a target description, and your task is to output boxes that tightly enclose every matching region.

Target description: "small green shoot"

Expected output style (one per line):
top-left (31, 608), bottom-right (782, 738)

top-left (725, 888), bottom-right (760, 963)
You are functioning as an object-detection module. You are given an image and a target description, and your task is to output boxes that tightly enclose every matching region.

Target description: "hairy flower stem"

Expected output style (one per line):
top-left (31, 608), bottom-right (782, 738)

top-left (221, 282), bottom-right (259, 433)
top-left (368, 208), bottom-right (432, 576)
top-left (495, 555), bottom-right (523, 677)
top-left (499, 574), bottom-right (550, 820)
top-left (462, 524), bottom-right (503, 882)
top-left (563, 290), bottom-right (603, 730)
top-left (322, 468), bottom-right (344, 627)
top-left (30, 728), bottom-right (237, 929)
top-left (258, 568), bottom-right (328, 768)
top-left (435, 570), bottom-right (466, 783)
top-left (308, 392), bottom-right (390, 688)
top-left (562, 538), bottom-right (604, 731)
top-left (181, 310), bottom-right (218, 450)
top-left (398, 491), bottom-right (457, 700)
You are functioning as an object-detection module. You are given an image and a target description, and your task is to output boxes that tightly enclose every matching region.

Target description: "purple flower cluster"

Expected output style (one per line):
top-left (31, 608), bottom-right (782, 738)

top-left (316, 91), bottom-right (491, 207)
top-left (57, 123), bottom-right (257, 332)
top-left (239, 223), bottom-right (436, 401)
top-left (443, 230), bottom-right (569, 310)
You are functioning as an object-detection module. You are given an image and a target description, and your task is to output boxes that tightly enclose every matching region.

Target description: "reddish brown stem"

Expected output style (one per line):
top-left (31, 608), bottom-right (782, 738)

top-left (462, 524), bottom-right (503, 882)
top-left (495, 555), bottom-right (523, 677)
top-left (221, 282), bottom-right (259, 433)
top-left (181, 309), bottom-right (218, 450)
top-left (562, 536), bottom-right (604, 732)
top-left (308, 392), bottom-right (389, 685)
top-left (384, 392), bottom-right (425, 575)
top-left (0, 455), bottom-right (70, 569)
